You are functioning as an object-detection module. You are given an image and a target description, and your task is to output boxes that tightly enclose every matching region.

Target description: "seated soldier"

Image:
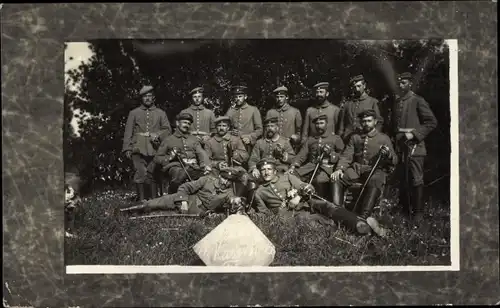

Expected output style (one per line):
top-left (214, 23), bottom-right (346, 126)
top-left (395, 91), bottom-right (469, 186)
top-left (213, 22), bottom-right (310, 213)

top-left (248, 111), bottom-right (296, 181)
top-left (330, 109), bottom-right (398, 220)
top-left (253, 158), bottom-right (388, 236)
top-left (121, 167), bottom-right (246, 216)
top-left (153, 112), bottom-right (212, 193)
top-left (288, 114), bottom-right (344, 202)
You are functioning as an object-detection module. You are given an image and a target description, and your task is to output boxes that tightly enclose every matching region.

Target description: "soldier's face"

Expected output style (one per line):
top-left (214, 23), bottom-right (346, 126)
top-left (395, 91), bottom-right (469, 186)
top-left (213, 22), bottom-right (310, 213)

top-left (265, 123), bottom-right (278, 138)
top-left (353, 81), bottom-right (366, 96)
top-left (177, 120), bottom-right (192, 133)
top-left (142, 92), bottom-right (154, 107)
top-left (234, 94), bottom-right (247, 106)
top-left (398, 79), bottom-right (411, 93)
top-left (259, 164), bottom-right (277, 182)
top-left (360, 116), bottom-right (377, 132)
top-left (315, 119), bottom-right (327, 134)
top-left (276, 94), bottom-right (288, 106)
top-left (217, 122), bottom-right (230, 136)
top-left (315, 88), bottom-right (328, 102)
top-left (192, 93), bottom-right (203, 105)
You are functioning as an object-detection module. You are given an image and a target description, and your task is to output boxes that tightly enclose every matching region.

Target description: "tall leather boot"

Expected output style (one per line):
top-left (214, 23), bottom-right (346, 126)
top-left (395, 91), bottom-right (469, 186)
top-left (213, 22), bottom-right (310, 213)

top-left (312, 199), bottom-right (370, 235)
top-left (359, 187), bottom-right (381, 220)
top-left (150, 182), bottom-right (158, 200)
top-left (412, 185), bottom-right (425, 222)
top-left (137, 183), bottom-right (146, 201)
top-left (399, 184), bottom-right (411, 218)
top-left (331, 181), bottom-right (345, 207)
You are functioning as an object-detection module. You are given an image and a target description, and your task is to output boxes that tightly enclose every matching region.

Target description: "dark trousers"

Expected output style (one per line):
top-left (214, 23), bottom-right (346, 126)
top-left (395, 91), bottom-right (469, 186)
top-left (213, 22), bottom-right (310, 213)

top-left (166, 165), bottom-right (205, 193)
top-left (132, 154), bottom-right (155, 184)
top-left (339, 166), bottom-right (388, 191)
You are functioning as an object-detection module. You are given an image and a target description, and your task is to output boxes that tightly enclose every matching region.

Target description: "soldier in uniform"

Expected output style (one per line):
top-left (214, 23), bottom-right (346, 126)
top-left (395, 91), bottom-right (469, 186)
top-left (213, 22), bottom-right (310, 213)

top-left (122, 85), bottom-right (172, 201)
top-left (153, 112), bottom-right (212, 193)
top-left (338, 75), bottom-right (383, 142)
top-left (289, 114), bottom-right (344, 201)
top-left (331, 109), bottom-right (398, 220)
top-left (265, 86), bottom-right (302, 146)
top-left (393, 72), bottom-right (438, 222)
top-left (254, 158), bottom-right (388, 236)
top-left (301, 82), bottom-right (341, 143)
top-left (180, 86), bottom-right (216, 145)
top-left (122, 167), bottom-right (246, 216)
top-left (225, 85), bottom-right (263, 151)
top-left (248, 111), bottom-right (296, 179)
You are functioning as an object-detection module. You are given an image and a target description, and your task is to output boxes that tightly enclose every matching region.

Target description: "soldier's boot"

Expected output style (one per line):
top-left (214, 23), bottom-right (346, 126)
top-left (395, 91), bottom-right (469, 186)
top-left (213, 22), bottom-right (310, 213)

top-left (359, 187), bottom-right (381, 220)
top-left (137, 183), bottom-right (146, 201)
top-left (412, 185), bottom-right (425, 223)
top-left (311, 199), bottom-right (370, 235)
top-left (398, 184), bottom-right (411, 218)
top-left (331, 181), bottom-right (345, 207)
top-left (366, 217), bottom-right (388, 237)
top-left (150, 182), bottom-right (158, 200)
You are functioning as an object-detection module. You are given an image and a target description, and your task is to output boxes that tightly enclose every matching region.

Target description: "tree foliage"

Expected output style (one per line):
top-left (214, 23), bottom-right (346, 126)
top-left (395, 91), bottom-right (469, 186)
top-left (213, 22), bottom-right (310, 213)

top-left (64, 39), bottom-right (450, 193)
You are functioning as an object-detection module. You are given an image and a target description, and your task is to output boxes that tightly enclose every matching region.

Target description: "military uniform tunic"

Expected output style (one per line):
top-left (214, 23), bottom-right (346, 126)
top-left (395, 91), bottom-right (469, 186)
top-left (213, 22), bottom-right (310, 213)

top-left (205, 134), bottom-right (249, 168)
top-left (266, 103), bottom-right (302, 140)
top-left (122, 105), bottom-right (172, 183)
top-left (393, 91), bottom-right (437, 186)
top-left (335, 129), bottom-right (397, 190)
top-left (338, 93), bottom-right (382, 141)
top-left (301, 100), bottom-right (341, 142)
top-left (254, 174), bottom-right (310, 215)
top-left (292, 133), bottom-right (345, 184)
top-left (225, 102), bottom-right (263, 145)
top-left (180, 104), bottom-right (216, 137)
top-left (248, 136), bottom-right (296, 173)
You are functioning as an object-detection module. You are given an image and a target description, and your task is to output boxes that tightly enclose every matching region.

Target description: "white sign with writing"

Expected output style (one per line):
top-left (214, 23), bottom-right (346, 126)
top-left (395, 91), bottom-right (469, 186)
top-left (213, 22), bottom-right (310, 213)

top-left (193, 214), bottom-right (276, 266)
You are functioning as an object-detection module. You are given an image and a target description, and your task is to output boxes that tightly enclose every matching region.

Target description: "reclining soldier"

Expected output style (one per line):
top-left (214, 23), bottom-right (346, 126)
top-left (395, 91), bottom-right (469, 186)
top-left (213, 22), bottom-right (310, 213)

top-left (253, 158), bottom-right (387, 236)
top-left (288, 114), bottom-right (344, 202)
top-left (330, 109), bottom-right (398, 220)
top-left (122, 167), bottom-right (247, 216)
top-left (153, 112), bottom-right (212, 193)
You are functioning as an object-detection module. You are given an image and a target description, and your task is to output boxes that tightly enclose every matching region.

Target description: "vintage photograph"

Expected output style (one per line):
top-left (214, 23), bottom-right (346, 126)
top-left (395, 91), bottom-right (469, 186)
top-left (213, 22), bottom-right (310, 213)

top-left (64, 39), bottom-right (457, 271)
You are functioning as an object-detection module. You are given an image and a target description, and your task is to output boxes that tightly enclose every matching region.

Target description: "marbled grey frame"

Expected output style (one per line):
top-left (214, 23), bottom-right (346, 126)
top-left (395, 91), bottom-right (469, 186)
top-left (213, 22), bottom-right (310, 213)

top-left (2, 2), bottom-right (498, 306)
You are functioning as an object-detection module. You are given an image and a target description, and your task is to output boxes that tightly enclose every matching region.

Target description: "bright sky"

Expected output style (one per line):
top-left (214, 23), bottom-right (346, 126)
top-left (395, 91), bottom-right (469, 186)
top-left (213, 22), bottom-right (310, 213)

top-left (65, 42), bottom-right (94, 137)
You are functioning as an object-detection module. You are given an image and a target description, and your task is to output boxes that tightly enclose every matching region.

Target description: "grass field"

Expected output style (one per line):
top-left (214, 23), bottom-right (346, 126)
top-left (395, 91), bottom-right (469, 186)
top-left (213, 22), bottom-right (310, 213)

top-left (65, 188), bottom-right (451, 266)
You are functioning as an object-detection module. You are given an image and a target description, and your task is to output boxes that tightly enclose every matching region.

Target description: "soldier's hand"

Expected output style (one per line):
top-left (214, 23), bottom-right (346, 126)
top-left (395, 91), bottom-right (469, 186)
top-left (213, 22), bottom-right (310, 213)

top-left (242, 136), bottom-right (251, 145)
top-left (204, 165), bottom-right (212, 174)
top-left (218, 162), bottom-right (228, 170)
top-left (287, 166), bottom-right (296, 174)
top-left (251, 168), bottom-right (261, 179)
top-left (405, 132), bottom-right (414, 141)
top-left (331, 170), bottom-right (344, 182)
top-left (322, 144), bottom-right (332, 154)
top-left (124, 150), bottom-right (132, 160)
top-left (379, 145), bottom-right (391, 158)
top-left (302, 184), bottom-right (315, 196)
top-left (150, 132), bottom-right (159, 141)
top-left (202, 135), bottom-right (211, 143)
top-left (290, 134), bottom-right (300, 144)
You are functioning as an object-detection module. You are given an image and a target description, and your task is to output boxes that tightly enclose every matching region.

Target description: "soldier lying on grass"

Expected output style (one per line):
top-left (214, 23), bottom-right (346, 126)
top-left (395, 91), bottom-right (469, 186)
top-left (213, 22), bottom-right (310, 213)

top-left (253, 158), bottom-right (389, 237)
top-left (121, 166), bottom-right (247, 216)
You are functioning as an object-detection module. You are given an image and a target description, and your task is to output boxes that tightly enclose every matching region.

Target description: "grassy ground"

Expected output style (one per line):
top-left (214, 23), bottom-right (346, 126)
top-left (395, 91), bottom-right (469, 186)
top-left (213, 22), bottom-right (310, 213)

top-left (65, 188), bottom-right (451, 266)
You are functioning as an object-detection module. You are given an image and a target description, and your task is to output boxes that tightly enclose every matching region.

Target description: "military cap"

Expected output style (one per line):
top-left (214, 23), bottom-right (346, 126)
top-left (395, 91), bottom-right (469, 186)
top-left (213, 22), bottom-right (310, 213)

top-left (189, 87), bottom-right (204, 95)
top-left (232, 85), bottom-right (248, 95)
top-left (398, 72), bottom-right (413, 81)
top-left (313, 82), bottom-right (330, 90)
top-left (176, 112), bottom-right (194, 123)
top-left (264, 110), bottom-right (279, 125)
top-left (173, 192), bottom-right (189, 204)
top-left (256, 157), bottom-right (278, 170)
top-left (350, 74), bottom-right (365, 83)
top-left (357, 109), bottom-right (378, 119)
top-left (214, 116), bottom-right (232, 125)
top-left (272, 86), bottom-right (289, 94)
top-left (219, 167), bottom-right (244, 181)
top-left (139, 85), bottom-right (154, 96)
top-left (312, 114), bottom-right (328, 123)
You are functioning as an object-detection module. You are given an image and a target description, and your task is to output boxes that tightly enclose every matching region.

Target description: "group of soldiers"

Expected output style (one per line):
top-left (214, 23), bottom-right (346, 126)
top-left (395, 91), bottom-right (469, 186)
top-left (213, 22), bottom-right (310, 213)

top-left (121, 72), bottom-right (438, 237)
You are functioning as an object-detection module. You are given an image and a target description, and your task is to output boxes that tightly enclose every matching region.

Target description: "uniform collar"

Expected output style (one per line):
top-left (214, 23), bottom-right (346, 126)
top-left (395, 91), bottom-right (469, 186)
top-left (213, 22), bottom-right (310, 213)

top-left (174, 129), bottom-right (189, 138)
top-left (234, 102), bottom-right (249, 110)
top-left (314, 132), bottom-right (330, 139)
top-left (362, 129), bottom-right (378, 138)
top-left (190, 104), bottom-right (205, 111)
top-left (400, 90), bottom-right (414, 101)
top-left (356, 93), bottom-right (369, 101)
top-left (262, 175), bottom-right (280, 187)
top-left (265, 135), bottom-right (281, 143)
top-left (214, 134), bottom-right (231, 142)
top-left (277, 103), bottom-right (290, 112)
top-left (316, 100), bottom-right (331, 109)
top-left (140, 105), bottom-right (156, 110)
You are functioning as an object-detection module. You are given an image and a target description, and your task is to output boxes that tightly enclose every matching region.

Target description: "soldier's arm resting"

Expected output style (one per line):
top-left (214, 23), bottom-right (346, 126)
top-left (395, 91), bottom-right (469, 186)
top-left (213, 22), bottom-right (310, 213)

top-left (335, 136), bottom-right (354, 171)
top-left (153, 138), bottom-right (169, 164)
top-left (281, 141), bottom-right (296, 163)
top-left (385, 135), bottom-right (398, 166)
top-left (249, 107), bottom-right (263, 143)
top-left (233, 138), bottom-right (250, 163)
top-left (330, 137), bottom-right (345, 164)
top-left (158, 110), bottom-right (172, 139)
top-left (247, 141), bottom-right (262, 171)
top-left (373, 99), bottom-right (384, 131)
top-left (412, 98), bottom-right (438, 142)
top-left (177, 176), bottom-right (207, 195)
top-left (333, 106), bottom-right (341, 135)
top-left (295, 109), bottom-right (303, 138)
top-left (338, 105), bottom-right (346, 138)
top-left (291, 138), bottom-right (309, 168)
top-left (209, 111), bottom-right (217, 135)
top-left (194, 140), bottom-right (211, 168)
top-left (301, 109), bottom-right (311, 143)
top-left (122, 111), bottom-right (135, 152)
top-left (254, 189), bottom-right (272, 215)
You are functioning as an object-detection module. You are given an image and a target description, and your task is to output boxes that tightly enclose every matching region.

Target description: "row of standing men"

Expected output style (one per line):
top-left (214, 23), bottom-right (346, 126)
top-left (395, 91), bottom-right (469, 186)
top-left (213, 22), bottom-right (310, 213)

top-left (122, 72), bottom-right (438, 229)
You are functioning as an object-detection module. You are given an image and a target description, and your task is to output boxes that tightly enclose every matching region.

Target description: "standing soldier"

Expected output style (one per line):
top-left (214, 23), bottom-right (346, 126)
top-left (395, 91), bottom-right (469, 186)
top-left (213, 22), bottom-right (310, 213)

top-left (225, 85), bottom-right (263, 152)
top-left (301, 82), bottom-right (341, 143)
top-left (331, 109), bottom-right (398, 220)
top-left (266, 86), bottom-right (302, 147)
top-left (122, 85), bottom-right (172, 201)
top-left (338, 75), bottom-right (383, 142)
top-left (289, 114), bottom-right (344, 201)
top-left (393, 72), bottom-right (438, 222)
top-left (180, 86), bottom-right (216, 145)
top-left (154, 112), bottom-right (212, 193)
top-left (248, 112), bottom-right (296, 180)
